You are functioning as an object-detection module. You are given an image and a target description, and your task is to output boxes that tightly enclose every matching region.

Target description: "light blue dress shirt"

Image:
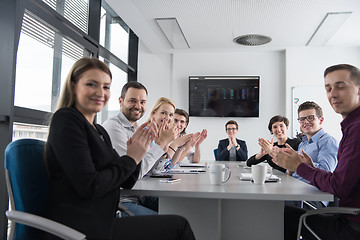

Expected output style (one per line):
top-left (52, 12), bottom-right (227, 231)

top-left (293, 128), bottom-right (338, 207)
top-left (293, 128), bottom-right (338, 184)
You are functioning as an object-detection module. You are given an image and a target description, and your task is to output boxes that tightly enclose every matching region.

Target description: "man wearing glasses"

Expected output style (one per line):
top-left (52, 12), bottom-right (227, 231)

top-left (272, 65), bottom-right (360, 240)
top-left (288, 101), bottom-right (338, 208)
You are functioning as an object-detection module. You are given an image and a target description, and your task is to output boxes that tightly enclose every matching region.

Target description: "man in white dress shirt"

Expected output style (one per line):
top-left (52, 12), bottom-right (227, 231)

top-left (103, 81), bottom-right (173, 216)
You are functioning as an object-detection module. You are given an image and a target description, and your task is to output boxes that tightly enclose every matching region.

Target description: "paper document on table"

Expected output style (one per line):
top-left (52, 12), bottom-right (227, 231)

top-left (179, 163), bottom-right (206, 167)
top-left (165, 168), bottom-right (206, 174)
top-left (239, 173), bottom-right (281, 181)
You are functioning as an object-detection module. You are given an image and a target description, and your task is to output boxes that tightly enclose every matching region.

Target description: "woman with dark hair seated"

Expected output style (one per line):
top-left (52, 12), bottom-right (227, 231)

top-left (246, 115), bottom-right (301, 173)
top-left (217, 120), bottom-right (248, 161)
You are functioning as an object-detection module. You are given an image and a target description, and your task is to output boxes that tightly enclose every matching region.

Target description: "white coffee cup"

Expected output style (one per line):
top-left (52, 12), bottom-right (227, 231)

top-left (251, 164), bottom-right (269, 184)
top-left (209, 164), bottom-right (231, 185)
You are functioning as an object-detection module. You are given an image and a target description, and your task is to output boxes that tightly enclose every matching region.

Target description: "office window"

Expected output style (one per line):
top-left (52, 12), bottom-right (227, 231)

top-left (15, 10), bottom-right (90, 112)
top-left (97, 58), bottom-right (127, 124)
top-left (2, 2), bottom-right (137, 236)
top-left (107, 61), bottom-right (128, 118)
top-left (12, 122), bottom-right (49, 141)
top-left (13, 0), bottom-right (137, 129)
top-left (100, 1), bottom-right (129, 64)
top-left (42, 0), bottom-right (89, 34)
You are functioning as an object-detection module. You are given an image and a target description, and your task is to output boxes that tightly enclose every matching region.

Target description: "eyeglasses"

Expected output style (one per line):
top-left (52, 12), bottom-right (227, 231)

top-left (297, 115), bottom-right (319, 123)
top-left (226, 128), bottom-right (238, 131)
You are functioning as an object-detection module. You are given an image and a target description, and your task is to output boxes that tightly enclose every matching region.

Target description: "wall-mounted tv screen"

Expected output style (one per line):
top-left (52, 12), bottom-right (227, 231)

top-left (189, 76), bottom-right (259, 117)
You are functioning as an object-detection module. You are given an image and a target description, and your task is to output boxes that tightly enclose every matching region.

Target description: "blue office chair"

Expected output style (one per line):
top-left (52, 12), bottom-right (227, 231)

top-left (4, 138), bottom-right (86, 240)
top-left (213, 148), bottom-right (218, 160)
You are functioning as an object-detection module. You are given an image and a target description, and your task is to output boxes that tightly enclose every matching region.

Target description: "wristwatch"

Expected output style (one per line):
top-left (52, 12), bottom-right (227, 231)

top-left (236, 145), bottom-right (240, 149)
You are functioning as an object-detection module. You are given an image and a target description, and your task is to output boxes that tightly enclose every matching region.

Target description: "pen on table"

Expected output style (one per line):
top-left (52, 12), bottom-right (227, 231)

top-left (161, 178), bottom-right (181, 183)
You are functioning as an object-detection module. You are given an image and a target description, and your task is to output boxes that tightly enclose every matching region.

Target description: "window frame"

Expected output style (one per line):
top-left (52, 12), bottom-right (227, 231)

top-left (14, 0), bottom-right (138, 126)
top-left (0, 0), bottom-right (139, 236)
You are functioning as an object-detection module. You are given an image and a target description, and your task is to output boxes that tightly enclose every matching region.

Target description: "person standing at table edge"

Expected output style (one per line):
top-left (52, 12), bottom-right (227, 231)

top-left (246, 115), bottom-right (301, 173)
top-left (103, 81), bottom-right (174, 217)
top-left (217, 120), bottom-right (248, 161)
top-left (272, 64), bottom-right (360, 240)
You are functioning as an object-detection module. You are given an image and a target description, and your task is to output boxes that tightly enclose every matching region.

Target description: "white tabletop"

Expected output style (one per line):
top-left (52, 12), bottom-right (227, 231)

top-left (122, 161), bottom-right (333, 202)
top-left (122, 161), bottom-right (333, 240)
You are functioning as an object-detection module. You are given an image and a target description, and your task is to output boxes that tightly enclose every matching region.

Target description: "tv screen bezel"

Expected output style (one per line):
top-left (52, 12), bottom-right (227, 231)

top-left (188, 76), bottom-right (260, 118)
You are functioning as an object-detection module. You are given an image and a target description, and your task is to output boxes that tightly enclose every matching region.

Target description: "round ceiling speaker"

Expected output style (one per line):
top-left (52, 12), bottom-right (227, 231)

top-left (234, 34), bottom-right (272, 46)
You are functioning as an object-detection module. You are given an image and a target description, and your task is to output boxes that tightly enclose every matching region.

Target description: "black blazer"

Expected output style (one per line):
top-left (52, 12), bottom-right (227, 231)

top-left (217, 138), bottom-right (248, 161)
top-left (45, 107), bottom-right (141, 239)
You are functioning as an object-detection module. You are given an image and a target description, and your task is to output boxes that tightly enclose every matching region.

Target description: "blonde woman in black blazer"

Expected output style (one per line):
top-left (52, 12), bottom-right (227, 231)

top-left (44, 57), bottom-right (195, 240)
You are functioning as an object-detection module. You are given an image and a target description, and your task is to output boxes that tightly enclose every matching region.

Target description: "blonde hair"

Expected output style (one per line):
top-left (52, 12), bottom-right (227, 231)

top-left (57, 57), bottom-right (112, 110)
top-left (147, 97), bottom-right (175, 123)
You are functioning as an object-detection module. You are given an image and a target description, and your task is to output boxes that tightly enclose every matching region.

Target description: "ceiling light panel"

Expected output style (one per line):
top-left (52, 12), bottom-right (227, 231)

top-left (307, 12), bottom-right (352, 46)
top-left (155, 18), bottom-right (190, 49)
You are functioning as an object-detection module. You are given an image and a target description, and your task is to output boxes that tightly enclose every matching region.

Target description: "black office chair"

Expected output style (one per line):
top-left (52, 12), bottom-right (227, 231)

top-left (301, 196), bottom-right (340, 210)
top-left (297, 207), bottom-right (360, 240)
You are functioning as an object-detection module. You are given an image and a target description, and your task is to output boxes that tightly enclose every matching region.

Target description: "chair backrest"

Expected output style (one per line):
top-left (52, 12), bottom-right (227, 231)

top-left (4, 138), bottom-right (49, 240)
top-left (213, 148), bottom-right (218, 160)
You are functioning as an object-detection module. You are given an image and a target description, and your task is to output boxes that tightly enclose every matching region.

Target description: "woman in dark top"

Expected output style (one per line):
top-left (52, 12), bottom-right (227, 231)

top-left (44, 57), bottom-right (195, 240)
top-left (246, 115), bottom-right (301, 173)
top-left (217, 120), bottom-right (248, 161)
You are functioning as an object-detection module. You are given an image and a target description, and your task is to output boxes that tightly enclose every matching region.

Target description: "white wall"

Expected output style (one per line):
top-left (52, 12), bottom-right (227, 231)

top-left (172, 51), bottom-right (287, 160)
top-left (286, 47), bottom-right (360, 141)
top-left (137, 43), bottom-right (360, 162)
top-left (137, 42), bottom-right (173, 121)
top-left (138, 44), bottom-right (286, 160)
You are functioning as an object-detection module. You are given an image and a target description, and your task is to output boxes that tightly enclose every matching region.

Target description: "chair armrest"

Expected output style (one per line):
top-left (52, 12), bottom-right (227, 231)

top-left (305, 207), bottom-right (360, 216)
top-left (297, 207), bottom-right (360, 240)
top-left (6, 210), bottom-right (86, 240)
top-left (301, 200), bottom-right (317, 210)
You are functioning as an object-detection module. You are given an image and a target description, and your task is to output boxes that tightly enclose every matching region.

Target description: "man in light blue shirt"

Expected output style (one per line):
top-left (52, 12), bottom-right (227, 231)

top-left (293, 128), bottom-right (338, 183)
top-left (291, 101), bottom-right (338, 208)
top-left (293, 101), bottom-right (338, 181)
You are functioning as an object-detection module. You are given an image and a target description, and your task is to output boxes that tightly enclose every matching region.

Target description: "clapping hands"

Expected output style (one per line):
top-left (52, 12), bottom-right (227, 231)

top-left (195, 129), bottom-right (207, 147)
top-left (271, 144), bottom-right (315, 172)
top-left (155, 117), bottom-right (180, 150)
top-left (227, 135), bottom-right (238, 150)
top-left (126, 122), bottom-right (156, 164)
top-left (183, 129), bottom-right (207, 149)
top-left (258, 138), bottom-right (274, 154)
top-left (254, 138), bottom-right (273, 159)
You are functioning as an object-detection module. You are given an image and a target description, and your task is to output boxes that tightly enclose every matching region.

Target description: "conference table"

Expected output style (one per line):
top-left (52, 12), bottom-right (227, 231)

top-left (122, 161), bottom-right (333, 240)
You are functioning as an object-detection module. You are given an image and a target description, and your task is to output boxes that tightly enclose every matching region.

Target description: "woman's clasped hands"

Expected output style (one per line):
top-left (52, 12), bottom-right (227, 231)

top-left (254, 138), bottom-right (273, 160)
top-left (155, 116), bottom-right (179, 149)
top-left (258, 138), bottom-right (274, 154)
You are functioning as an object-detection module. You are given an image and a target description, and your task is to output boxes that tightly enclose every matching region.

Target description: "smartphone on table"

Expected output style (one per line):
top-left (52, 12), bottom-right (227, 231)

top-left (150, 174), bottom-right (173, 178)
